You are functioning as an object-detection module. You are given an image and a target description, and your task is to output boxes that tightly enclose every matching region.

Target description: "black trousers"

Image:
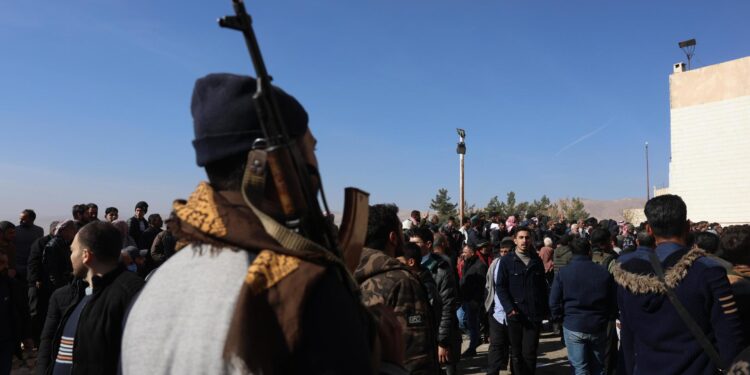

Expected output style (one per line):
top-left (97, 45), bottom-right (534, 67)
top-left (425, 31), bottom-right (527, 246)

top-left (507, 317), bottom-right (541, 375)
top-left (487, 315), bottom-right (511, 375)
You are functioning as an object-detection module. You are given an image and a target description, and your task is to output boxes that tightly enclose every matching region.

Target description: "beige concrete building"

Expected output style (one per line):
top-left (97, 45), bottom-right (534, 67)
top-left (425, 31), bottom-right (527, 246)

top-left (663, 56), bottom-right (750, 225)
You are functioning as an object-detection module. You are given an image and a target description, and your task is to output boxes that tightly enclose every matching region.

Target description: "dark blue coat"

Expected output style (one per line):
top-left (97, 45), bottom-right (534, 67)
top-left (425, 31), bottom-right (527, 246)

top-left (549, 255), bottom-right (617, 334)
top-left (614, 242), bottom-right (745, 375)
top-left (496, 249), bottom-right (549, 322)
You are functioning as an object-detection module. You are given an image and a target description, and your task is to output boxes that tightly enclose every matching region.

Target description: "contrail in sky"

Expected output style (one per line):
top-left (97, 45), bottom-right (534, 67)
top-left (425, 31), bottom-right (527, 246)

top-left (555, 118), bottom-right (614, 156)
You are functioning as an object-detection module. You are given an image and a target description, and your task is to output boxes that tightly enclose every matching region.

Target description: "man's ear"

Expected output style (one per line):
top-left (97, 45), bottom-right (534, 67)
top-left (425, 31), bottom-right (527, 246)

top-left (82, 249), bottom-right (93, 266)
top-left (646, 224), bottom-right (654, 237)
top-left (388, 231), bottom-right (399, 247)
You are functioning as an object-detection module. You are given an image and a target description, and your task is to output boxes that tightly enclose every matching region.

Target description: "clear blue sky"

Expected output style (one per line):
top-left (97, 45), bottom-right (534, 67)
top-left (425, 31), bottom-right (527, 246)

top-left (1, 0), bottom-right (748, 221)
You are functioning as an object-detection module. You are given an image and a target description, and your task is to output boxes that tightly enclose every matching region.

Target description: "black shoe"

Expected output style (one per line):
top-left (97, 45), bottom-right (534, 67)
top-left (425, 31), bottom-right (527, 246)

top-left (461, 348), bottom-right (477, 358)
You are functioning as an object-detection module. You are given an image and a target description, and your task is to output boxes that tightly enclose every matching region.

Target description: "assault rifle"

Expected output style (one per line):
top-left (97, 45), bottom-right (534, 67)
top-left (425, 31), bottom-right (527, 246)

top-left (219, 0), bottom-right (368, 272)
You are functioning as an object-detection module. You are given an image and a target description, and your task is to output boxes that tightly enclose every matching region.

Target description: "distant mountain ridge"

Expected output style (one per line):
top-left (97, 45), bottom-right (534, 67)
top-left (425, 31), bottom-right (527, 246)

top-left (580, 198), bottom-right (645, 222)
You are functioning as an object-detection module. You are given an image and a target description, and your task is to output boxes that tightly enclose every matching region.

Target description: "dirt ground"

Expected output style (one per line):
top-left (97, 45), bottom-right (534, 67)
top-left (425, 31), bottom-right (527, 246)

top-left (458, 330), bottom-right (571, 375)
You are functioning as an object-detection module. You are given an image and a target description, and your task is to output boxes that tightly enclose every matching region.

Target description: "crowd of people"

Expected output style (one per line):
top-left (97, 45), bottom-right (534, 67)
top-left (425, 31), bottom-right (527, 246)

top-left (1, 71), bottom-right (749, 375)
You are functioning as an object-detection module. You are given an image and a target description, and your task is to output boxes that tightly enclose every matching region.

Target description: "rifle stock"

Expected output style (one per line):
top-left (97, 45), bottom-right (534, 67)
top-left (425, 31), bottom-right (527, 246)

top-left (338, 188), bottom-right (370, 273)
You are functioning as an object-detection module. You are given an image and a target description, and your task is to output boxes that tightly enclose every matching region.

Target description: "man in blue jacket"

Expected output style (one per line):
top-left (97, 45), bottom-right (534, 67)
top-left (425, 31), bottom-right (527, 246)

top-left (497, 227), bottom-right (549, 375)
top-left (549, 238), bottom-right (617, 375)
top-left (613, 195), bottom-right (745, 374)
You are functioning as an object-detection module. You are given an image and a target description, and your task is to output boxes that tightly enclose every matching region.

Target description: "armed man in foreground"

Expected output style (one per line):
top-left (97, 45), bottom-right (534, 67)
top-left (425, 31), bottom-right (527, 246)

top-left (121, 73), bottom-right (401, 374)
top-left (614, 194), bottom-right (745, 374)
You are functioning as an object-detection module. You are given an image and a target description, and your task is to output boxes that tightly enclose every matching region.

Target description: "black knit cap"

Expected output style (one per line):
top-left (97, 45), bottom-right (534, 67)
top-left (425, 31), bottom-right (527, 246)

top-left (191, 73), bottom-right (309, 167)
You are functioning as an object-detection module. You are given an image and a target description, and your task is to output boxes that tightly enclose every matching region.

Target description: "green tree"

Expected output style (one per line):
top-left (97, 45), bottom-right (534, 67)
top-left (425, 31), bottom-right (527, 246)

top-left (484, 196), bottom-right (504, 215)
top-left (504, 191), bottom-right (517, 216)
top-left (565, 197), bottom-right (589, 222)
top-left (528, 195), bottom-right (552, 217)
top-left (429, 188), bottom-right (458, 221)
top-left (552, 197), bottom-right (589, 222)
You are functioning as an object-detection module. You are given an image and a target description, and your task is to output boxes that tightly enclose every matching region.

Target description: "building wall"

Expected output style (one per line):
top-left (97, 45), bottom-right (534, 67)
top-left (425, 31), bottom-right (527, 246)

top-left (668, 56), bottom-right (750, 225)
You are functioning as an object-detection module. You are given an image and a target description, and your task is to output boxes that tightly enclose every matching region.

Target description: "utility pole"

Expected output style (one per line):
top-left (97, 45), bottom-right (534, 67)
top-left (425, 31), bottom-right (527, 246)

top-left (645, 142), bottom-right (651, 200)
top-left (457, 129), bottom-right (466, 226)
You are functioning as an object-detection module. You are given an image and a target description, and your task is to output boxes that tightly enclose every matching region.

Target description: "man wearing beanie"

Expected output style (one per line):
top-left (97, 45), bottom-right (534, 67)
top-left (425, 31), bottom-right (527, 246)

top-left (122, 74), bottom-right (383, 374)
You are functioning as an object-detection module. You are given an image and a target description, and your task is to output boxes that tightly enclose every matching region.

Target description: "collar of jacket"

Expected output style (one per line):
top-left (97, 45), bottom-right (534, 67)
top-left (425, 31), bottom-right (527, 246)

top-left (612, 244), bottom-right (706, 295)
top-left (353, 247), bottom-right (412, 283)
top-left (511, 249), bottom-right (540, 263)
top-left (91, 265), bottom-right (125, 293)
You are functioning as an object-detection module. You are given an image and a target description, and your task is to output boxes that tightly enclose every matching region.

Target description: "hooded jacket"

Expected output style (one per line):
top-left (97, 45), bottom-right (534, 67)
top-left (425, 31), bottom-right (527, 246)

top-left (355, 247), bottom-right (439, 375)
top-left (614, 243), bottom-right (745, 375)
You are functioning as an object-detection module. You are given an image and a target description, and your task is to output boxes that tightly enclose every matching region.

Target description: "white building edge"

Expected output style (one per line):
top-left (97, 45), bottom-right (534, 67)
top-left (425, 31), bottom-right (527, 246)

top-left (656, 56), bottom-right (750, 225)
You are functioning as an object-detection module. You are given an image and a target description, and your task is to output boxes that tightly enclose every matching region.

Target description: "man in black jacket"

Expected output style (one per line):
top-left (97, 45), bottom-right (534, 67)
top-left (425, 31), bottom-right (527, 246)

top-left (460, 243), bottom-right (489, 358)
top-left (126, 201), bottom-right (149, 246)
top-left (0, 253), bottom-right (32, 374)
top-left (42, 221), bottom-right (144, 375)
top-left (497, 227), bottom-right (549, 375)
top-left (409, 227), bottom-right (461, 374)
top-left (26, 221), bottom-right (58, 347)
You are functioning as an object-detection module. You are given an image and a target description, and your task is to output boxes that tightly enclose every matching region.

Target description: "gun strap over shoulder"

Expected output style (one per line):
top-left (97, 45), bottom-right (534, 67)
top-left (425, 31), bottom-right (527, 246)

top-left (647, 251), bottom-right (726, 372)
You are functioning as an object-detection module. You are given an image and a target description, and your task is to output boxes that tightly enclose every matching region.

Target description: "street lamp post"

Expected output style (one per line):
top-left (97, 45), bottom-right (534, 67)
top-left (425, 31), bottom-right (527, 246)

top-left (457, 129), bottom-right (466, 226)
top-left (645, 142), bottom-right (651, 200)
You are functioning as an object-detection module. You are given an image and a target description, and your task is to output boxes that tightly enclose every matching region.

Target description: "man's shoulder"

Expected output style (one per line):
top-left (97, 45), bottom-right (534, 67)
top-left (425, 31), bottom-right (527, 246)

top-left (114, 269), bottom-right (146, 291)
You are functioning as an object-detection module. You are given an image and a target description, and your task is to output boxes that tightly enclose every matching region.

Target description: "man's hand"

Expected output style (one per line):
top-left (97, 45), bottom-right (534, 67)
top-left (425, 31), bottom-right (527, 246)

top-left (438, 345), bottom-right (450, 364)
top-left (507, 309), bottom-right (518, 318)
top-left (35, 281), bottom-right (42, 289)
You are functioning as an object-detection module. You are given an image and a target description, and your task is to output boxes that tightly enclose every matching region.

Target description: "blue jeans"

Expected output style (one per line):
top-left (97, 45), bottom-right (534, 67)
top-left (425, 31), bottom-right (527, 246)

top-left (463, 302), bottom-right (480, 351)
top-left (457, 306), bottom-right (466, 331)
top-left (563, 327), bottom-right (606, 375)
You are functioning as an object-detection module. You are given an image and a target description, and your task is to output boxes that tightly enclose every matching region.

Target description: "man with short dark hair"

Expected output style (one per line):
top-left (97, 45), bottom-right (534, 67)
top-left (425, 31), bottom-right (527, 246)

top-left (550, 238), bottom-right (617, 375)
top-left (399, 242), bottom-right (441, 333)
top-left (590, 228), bottom-right (618, 273)
top-left (72, 204), bottom-right (89, 229)
top-left (150, 216), bottom-right (177, 268)
top-left (410, 226), bottom-right (461, 374)
top-left (41, 222), bottom-right (144, 375)
top-left (104, 207), bottom-right (118, 223)
top-left (127, 201), bottom-right (149, 246)
top-left (358, 203), bottom-right (439, 374)
top-left (497, 227), bottom-right (549, 375)
top-left (86, 203), bottom-right (99, 222)
top-left (614, 195), bottom-right (744, 374)
top-left (15, 209), bottom-right (44, 282)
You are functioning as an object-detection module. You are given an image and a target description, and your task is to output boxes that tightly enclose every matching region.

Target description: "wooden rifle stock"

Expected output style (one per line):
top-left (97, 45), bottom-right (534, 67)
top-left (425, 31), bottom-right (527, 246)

top-left (338, 188), bottom-right (369, 273)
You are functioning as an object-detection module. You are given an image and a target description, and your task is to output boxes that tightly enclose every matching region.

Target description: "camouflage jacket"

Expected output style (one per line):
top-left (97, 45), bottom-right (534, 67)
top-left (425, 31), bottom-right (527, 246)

top-left (354, 248), bottom-right (439, 375)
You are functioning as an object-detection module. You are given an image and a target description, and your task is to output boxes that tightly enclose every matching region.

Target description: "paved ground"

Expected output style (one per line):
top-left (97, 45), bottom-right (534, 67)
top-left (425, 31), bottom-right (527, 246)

top-left (458, 331), bottom-right (570, 375)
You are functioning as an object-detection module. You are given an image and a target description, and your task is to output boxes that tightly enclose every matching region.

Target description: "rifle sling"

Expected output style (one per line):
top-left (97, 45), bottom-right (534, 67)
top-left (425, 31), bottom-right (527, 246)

top-left (647, 251), bottom-right (726, 372)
